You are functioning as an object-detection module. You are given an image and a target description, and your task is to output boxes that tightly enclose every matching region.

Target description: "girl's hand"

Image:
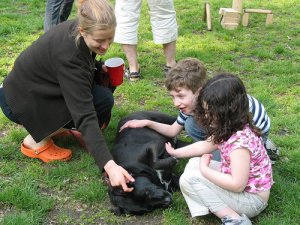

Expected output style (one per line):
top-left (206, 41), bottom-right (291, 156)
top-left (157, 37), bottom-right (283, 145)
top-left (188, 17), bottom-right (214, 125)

top-left (200, 154), bottom-right (212, 169)
top-left (119, 119), bottom-right (148, 132)
top-left (104, 160), bottom-right (135, 192)
top-left (165, 142), bottom-right (177, 157)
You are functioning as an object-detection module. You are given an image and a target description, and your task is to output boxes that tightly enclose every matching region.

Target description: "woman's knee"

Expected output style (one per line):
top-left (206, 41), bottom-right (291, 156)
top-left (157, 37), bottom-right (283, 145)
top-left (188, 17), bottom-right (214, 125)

top-left (92, 85), bottom-right (114, 112)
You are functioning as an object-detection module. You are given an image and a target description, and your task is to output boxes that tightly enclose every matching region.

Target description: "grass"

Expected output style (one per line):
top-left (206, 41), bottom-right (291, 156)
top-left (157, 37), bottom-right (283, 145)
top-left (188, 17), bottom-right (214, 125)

top-left (0, 0), bottom-right (299, 224)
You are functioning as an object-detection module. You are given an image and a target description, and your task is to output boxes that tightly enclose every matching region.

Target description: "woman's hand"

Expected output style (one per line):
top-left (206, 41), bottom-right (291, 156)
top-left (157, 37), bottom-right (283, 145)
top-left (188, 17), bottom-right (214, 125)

top-left (119, 119), bottom-right (148, 132)
top-left (104, 160), bottom-right (135, 192)
top-left (101, 64), bottom-right (108, 73)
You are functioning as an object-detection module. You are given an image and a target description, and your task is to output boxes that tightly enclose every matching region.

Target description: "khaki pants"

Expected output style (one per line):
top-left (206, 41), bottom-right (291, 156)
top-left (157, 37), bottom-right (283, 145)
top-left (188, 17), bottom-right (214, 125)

top-left (114, 0), bottom-right (178, 44)
top-left (180, 157), bottom-right (268, 218)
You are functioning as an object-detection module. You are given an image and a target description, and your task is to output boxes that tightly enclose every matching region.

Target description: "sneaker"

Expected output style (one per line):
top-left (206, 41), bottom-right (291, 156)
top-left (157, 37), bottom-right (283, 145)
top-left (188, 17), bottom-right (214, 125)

top-left (124, 68), bottom-right (141, 81)
top-left (265, 138), bottom-right (280, 164)
top-left (163, 65), bottom-right (172, 76)
top-left (221, 214), bottom-right (252, 225)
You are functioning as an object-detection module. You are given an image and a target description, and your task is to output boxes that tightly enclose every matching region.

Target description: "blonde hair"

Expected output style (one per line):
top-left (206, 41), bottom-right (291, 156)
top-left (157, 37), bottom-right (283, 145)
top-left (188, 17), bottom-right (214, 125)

top-left (74, 0), bottom-right (116, 45)
top-left (165, 58), bottom-right (207, 93)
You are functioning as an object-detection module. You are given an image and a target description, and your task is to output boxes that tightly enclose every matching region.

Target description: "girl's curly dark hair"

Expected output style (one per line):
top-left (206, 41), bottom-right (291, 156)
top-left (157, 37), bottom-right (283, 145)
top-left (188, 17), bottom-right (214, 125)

top-left (194, 73), bottom-right (261, 144)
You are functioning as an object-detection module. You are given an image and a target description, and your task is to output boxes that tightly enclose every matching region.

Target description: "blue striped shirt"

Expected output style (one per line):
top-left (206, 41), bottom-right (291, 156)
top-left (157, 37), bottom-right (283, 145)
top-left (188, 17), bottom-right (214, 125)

top-left (247, 94), bottom-right (270, 134)
top-left (176, 94), bottom-right (270, 135)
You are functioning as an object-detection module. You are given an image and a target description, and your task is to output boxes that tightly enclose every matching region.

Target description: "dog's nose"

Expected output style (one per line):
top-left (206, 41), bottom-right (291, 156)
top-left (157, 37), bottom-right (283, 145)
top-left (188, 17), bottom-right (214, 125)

top-left (162, 195), bottom-right (172, 205)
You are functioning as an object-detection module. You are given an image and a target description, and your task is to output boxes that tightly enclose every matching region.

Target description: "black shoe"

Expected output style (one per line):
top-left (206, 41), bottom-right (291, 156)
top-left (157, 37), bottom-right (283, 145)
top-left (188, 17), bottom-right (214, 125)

top-left (124, 68), bottom-right (141, 81)
top-left (265, 138), bottom-right (280, 164)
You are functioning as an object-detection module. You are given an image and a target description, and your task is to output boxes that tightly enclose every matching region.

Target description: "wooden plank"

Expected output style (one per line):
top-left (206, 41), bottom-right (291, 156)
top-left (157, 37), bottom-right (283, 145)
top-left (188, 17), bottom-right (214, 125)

top-left (232, 0), bottom-right (243, 13)
top-left (266, 13), bottom-right (273, 25)
top-left (205, 2), bottom-right (212, 31)
top-left (242, 12), bottom-right (249, 26)
top-left (244, 8), bottom-right (272, 14)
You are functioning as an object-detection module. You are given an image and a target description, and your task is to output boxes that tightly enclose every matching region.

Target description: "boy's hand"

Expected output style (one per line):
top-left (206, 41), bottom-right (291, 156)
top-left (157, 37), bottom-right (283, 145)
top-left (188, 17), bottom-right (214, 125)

top-left (119, 119), bottom-right (148, 132)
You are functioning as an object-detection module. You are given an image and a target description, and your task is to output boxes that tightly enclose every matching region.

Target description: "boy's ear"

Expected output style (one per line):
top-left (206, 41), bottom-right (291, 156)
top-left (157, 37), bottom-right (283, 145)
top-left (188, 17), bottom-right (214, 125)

top-left (195, 87), bottom-right (202, 96)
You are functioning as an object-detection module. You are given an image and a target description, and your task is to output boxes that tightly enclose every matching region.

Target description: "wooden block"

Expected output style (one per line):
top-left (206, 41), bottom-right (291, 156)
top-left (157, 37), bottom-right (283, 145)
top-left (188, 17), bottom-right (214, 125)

top-left (221, 22), bottom-right (239, 30)
top-left (266, 13), bottom-right (273, 25)
top-left (244, 8), bottom-right (272, 14)
top-left (242, 12), bottom-right (249, 26)
top-left (222, 16), bottom-right (240, 24)
top-left (232, 0), bottom-right (243, 13)
top-left (205, 2), bottom-right (212, 31)
top-left (219, 8), bottom-right (239, 16)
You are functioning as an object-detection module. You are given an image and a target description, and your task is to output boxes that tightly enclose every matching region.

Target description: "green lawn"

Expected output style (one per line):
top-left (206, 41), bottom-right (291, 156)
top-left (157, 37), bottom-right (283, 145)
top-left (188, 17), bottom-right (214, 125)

top-left (0, 0), bottom-right (299, 224)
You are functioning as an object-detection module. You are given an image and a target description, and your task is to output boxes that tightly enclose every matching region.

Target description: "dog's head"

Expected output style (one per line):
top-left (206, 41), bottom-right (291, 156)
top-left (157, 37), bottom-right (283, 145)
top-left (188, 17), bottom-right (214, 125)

top-left (107, 164), bottom-right (174, 215)
top-left (108, 176), bottom-right (172, 215)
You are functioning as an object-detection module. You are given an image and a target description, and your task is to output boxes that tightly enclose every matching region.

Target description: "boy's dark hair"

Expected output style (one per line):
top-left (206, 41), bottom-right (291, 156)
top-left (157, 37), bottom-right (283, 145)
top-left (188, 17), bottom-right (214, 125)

top-left (194, 73), bottom-right (261, 144)
top-left (165, 58), bottom-right (207, 93)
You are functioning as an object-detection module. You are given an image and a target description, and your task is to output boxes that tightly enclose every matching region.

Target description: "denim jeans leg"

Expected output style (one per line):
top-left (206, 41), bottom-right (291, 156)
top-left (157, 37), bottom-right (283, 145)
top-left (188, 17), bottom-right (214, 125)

top-left (0, 87), bottom-right (20, 124)
top-left (92, 85), bottom-right (114, 128)
top-left (184, 116), bottom-right (221, 161)
top-left (184, 116), bottom-right (207, 142)
top-left (44, 0), bottom-right (65, 32)
top-left (59, 0), bottom-right (74, 23)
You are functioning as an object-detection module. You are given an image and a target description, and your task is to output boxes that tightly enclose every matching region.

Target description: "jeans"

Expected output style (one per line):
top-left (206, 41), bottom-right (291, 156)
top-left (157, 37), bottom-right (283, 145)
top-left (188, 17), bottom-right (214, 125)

top-left (185, 116), bottom-right (221, 161)
top-left (0, 84), bottom-right (113, 130)
top-left (44, 0), bottom-right (74, 32)
top-left (0, 86), bottom-right (20, 124)
top-left (184, 116), bottom-right (269, 161)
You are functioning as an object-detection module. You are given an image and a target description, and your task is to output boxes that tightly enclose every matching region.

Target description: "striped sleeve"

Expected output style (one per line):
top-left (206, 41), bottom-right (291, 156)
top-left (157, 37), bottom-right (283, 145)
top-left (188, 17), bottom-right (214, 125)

top-left (176, 111), bottom-right (189, 126)
top-left (248, 94), bottom-right (271, 134)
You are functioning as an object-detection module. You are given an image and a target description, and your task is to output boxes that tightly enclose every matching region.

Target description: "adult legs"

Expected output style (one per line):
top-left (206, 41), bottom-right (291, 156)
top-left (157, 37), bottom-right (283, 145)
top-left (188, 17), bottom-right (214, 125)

top-left (44, 0), bottom-right (65, 32)
top-left (114, 0), bottom-right (142, 74)
top-left (148, 0), bottom-right (177, 68)
top-left (59, 0), bottom-right (74, 23)
top-left (163, 41), bottom-right (176, 68)
top-left (122, 44), bottom-right (139, 73)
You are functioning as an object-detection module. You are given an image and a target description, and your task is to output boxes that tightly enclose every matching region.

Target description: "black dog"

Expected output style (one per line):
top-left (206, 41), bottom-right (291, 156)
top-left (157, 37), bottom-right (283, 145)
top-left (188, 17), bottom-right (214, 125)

top-left (107, 111), bottom-right (185, 215)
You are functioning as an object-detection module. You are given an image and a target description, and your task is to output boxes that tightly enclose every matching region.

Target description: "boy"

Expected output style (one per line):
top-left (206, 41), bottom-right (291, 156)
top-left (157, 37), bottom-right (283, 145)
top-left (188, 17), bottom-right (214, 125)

top-left (120, 58), bottom-right (279, 162)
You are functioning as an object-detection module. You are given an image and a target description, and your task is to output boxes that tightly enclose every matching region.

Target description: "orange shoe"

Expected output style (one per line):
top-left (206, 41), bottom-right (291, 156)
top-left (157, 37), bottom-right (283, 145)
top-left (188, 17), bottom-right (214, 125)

top-left (21, 139), bottom-right (72, 163)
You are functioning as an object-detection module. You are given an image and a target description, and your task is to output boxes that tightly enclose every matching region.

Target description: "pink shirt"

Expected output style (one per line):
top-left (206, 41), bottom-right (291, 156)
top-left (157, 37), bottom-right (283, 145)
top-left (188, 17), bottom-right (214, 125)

top-left (218, 125), bottom-right (274, 193)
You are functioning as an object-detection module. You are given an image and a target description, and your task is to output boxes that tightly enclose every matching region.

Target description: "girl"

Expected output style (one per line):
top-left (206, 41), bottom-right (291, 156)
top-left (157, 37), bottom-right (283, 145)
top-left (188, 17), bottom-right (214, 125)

top-left (0, 0), bottom-right (134, 192)
top-left (165, 73), bottom-right (273, 225)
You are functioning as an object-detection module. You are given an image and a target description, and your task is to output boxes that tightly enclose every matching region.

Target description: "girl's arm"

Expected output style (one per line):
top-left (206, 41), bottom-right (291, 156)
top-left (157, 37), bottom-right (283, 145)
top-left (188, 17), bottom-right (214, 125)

top-left (119, 120), bottom-right (183, 138)
top-left (165, 139), bottom-right (217, 158)
top-left (200, 148), bottom-right (250, 192)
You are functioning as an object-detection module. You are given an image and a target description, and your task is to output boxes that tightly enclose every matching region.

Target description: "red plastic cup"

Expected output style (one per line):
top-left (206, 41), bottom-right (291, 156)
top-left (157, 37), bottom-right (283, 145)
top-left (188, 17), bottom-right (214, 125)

top-left (104, 57), bottom-right (125, 86)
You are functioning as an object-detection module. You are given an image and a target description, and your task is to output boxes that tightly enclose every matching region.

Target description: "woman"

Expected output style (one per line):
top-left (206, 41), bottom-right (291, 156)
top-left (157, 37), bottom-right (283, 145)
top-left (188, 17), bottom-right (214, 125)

top-left (0, 0), bottom-right (134, 192)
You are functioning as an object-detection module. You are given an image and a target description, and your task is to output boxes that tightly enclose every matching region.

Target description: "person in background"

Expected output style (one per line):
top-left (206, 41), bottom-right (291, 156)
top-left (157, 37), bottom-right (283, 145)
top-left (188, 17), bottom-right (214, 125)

top-left (165, 73), bottom-right (273, 225)
top-left (44, 0), bottom-right (75, 32)
top-left (114, 0), bottom-right (178, 81)
top-left (0, 0), bottom-right (134, 192)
